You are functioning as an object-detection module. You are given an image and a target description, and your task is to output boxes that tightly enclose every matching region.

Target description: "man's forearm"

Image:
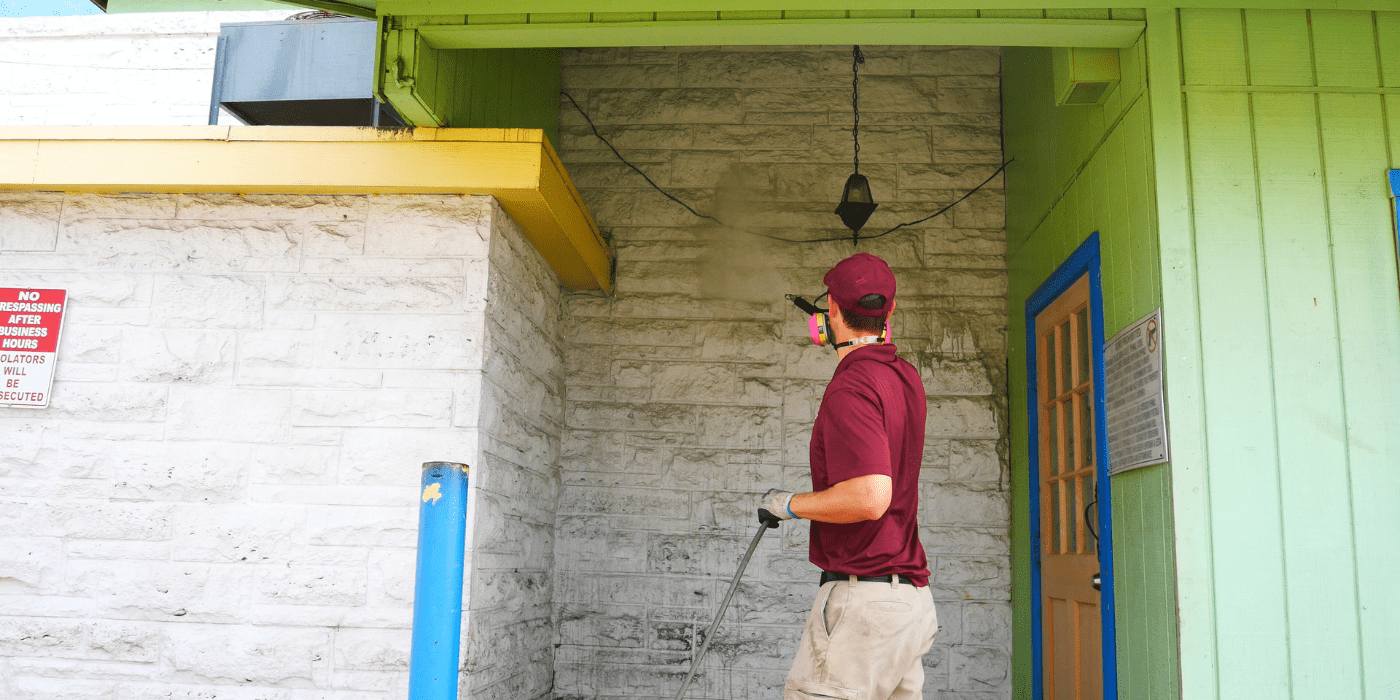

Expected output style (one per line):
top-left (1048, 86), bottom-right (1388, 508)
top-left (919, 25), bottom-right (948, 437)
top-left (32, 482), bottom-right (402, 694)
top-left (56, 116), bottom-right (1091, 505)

top-left (789, 474), bottom-right (893, 523)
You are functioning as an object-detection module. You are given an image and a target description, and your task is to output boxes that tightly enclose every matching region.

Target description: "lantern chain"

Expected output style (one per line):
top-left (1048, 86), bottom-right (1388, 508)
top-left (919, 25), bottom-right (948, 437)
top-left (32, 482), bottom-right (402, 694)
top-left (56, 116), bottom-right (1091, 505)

top-left (851, 45), bottom-right (865, 175)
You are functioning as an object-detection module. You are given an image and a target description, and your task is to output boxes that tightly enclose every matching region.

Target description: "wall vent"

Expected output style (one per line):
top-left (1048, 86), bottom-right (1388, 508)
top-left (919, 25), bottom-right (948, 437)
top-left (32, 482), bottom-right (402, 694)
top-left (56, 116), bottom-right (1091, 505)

top-left (1052, 47), bottom-right (1120, 106)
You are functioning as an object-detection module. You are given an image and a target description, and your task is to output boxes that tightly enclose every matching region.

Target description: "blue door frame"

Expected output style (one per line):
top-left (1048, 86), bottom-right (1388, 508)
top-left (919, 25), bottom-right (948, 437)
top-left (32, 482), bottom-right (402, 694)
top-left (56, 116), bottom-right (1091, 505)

top-left (1024, 232), bottom-right (1119, 700)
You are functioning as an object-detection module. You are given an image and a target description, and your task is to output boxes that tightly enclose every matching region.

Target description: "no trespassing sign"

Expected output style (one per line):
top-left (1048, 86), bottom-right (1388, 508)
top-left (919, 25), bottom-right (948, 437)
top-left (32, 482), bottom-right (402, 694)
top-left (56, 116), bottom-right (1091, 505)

top-left (0, 288), bottom-right (67, 409)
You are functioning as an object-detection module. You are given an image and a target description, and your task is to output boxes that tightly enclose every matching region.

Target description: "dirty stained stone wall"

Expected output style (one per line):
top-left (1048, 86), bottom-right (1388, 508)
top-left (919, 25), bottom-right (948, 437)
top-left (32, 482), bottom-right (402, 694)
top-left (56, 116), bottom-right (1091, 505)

top-left (554, 46), bottom-right (1012, 699)
top-left (0, 192), bottom-right (564, 700)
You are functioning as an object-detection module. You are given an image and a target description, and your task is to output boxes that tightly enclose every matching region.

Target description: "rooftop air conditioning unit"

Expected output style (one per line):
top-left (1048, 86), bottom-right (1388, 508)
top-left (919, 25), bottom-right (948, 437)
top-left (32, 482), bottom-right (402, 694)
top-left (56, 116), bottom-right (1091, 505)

top-left (209, 16), bottom-right (403, 127)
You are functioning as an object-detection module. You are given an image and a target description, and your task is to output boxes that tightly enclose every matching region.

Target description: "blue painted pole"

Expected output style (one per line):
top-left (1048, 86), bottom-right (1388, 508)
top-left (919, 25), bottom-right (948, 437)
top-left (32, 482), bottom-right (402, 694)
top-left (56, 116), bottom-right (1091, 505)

top-left (408, 461), bottom-right (470, 700)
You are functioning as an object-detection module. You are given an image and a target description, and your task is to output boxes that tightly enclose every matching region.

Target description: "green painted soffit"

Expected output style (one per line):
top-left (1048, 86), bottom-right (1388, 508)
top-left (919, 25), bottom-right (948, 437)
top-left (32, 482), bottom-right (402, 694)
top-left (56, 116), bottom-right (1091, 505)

top-left (410, 15), bottom-right (1144, 48)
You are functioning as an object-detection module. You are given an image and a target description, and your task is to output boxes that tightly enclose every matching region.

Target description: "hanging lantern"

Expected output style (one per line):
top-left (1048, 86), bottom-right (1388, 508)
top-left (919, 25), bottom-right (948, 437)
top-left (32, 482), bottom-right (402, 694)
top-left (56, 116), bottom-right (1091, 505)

top-left (835, 173), bottom-right (878, 233)
top-left (836, 45), bottom-right (876, 240)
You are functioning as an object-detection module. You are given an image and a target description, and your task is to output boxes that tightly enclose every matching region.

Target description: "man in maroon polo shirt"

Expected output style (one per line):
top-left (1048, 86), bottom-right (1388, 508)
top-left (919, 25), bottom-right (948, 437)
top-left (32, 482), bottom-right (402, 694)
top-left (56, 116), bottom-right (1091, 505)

top-left (762, 252), bottom-right (938, 700)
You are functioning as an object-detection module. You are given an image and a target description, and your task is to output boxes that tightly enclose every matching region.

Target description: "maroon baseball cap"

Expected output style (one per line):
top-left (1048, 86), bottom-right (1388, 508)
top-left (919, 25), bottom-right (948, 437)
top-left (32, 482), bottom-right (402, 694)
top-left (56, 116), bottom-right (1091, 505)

top-left (823, 252), bottom-right (896, 317)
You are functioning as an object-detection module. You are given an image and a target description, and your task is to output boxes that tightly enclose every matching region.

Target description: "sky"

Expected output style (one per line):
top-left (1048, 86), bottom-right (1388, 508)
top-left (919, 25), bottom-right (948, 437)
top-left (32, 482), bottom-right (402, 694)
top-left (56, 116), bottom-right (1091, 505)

top-left (0, 0), bottom-right (103, 16)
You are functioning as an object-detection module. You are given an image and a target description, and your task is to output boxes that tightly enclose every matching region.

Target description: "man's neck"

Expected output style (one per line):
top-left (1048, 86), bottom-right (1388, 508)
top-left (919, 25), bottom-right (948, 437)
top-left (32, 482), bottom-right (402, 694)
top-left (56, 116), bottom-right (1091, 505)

top-left (834, 335), bottom-right (884, 361)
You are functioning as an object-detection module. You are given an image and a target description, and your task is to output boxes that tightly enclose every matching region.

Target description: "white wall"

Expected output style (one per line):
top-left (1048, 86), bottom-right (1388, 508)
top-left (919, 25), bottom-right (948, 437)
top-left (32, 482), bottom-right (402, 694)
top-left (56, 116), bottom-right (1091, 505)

top-left (0, 191), bottom-right (566, 699)
top-left (0, 11), bottom-right (287, 126)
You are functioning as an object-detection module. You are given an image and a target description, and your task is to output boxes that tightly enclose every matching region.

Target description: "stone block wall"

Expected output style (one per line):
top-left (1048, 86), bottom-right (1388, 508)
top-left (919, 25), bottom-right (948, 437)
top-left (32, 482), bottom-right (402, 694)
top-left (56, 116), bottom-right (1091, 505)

top-left (554, 46), bottom-right (1012, 699)
top-left (465, 199), bottom-right (567, 699)
top-left (0, 192), bottom-right (564, 699)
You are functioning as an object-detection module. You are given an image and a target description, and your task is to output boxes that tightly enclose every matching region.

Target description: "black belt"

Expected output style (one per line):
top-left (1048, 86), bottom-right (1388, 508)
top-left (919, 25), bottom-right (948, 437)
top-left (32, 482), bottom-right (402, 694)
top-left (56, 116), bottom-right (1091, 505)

top-left (820, 571), bottom-right (913, 586)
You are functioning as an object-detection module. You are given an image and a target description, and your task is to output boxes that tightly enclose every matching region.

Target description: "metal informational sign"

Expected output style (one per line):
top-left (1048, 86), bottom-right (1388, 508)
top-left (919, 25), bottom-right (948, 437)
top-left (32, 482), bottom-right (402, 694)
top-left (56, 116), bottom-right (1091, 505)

top-left (0, 288), bottom-right (67, 409)
top-left (1104, 308), bottom-right (1169, 474)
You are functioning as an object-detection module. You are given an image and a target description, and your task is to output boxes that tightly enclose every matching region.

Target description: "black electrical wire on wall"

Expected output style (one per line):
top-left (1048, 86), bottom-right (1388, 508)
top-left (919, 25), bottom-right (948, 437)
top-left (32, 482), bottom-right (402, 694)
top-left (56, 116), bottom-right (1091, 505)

top-left (559, 63), bottom-right (1012, 245)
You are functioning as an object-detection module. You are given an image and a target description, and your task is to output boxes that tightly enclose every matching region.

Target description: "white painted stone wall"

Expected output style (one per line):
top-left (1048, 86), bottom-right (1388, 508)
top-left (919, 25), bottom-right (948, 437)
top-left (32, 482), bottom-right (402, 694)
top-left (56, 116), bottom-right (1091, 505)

top-left (0, 191), bottom-right (564, 699)
top-left (0, 10), bottom-right (290, 127)
top-left (555, 46), bottom-right (1012, 699)
top-left (467, 197), bottom-right (567, 699)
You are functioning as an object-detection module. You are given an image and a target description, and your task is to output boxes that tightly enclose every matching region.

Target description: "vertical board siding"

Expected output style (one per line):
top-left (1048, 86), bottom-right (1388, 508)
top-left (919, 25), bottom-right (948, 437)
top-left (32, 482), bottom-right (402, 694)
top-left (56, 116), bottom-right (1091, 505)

top-left (1169, 8), bottom-right (1400, 698)
top-left (1314, 92), bottom-right (1400, 698)
top-left (1004, 35), bottom-right (1181, 700)
top-left (1243, 10), bottom-right (1312, 87)
top-left (1310, 11), bottom-right (1379, 88)
top-left (1180, 9), bottom-right (1247, 86)
top-left (1253, 92), bottom-right (1363, 698)
top-left (1186, 90), bottom-right (1292, 696)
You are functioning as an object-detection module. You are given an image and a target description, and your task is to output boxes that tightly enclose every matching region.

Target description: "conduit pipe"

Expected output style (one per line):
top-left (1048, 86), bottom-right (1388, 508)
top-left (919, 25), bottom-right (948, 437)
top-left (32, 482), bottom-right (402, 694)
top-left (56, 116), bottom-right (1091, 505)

top-left (408, 461), bottom-right (470, 700)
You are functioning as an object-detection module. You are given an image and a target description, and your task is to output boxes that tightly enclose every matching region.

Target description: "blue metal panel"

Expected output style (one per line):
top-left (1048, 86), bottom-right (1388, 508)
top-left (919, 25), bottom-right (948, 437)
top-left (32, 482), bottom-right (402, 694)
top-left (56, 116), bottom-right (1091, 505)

top-left (409, 461), bottom-right (470, 700)
top-left (216, 18), bottom-right (377, 102)
top-left (1024, 232), bottom-right (1119, 700)
top-left (1389, 171), bottom-right (1400, 263)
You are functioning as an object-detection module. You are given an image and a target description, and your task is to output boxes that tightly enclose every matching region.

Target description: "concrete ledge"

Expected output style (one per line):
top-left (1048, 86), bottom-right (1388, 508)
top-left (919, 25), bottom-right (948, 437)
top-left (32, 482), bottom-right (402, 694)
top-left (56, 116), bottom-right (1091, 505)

top-left (0, 126), bottom-right (611, 293)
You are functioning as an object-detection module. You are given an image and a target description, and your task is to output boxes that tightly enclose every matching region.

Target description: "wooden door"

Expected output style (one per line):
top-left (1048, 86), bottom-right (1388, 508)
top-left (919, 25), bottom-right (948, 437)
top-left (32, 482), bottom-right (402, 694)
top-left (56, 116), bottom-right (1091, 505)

top-left (1036, 274), bottom-right (1102, 700)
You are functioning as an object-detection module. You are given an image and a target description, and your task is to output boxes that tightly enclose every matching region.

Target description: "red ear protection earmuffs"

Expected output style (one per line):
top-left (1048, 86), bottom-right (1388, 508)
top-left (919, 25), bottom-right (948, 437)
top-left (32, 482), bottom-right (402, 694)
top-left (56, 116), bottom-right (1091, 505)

top-left (787, 292), bottom-right (889, 349)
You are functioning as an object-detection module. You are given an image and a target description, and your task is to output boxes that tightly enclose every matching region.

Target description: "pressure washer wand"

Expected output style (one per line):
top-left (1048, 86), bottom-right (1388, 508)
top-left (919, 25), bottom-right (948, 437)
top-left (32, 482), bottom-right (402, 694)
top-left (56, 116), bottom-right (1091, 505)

top-left (674, 509), bottom-right (782, 700)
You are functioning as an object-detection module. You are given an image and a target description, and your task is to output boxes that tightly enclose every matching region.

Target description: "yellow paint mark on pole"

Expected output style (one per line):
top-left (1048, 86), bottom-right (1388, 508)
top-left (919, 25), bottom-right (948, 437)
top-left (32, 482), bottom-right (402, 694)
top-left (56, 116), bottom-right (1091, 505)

top-left (422, 483), bottom-right (443, 504)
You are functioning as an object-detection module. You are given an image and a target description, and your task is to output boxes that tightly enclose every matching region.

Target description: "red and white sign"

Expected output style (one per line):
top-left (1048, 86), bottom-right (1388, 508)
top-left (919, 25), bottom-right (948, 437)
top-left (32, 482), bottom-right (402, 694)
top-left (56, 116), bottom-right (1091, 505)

top-left (0, 288), bottom-right (67, 408)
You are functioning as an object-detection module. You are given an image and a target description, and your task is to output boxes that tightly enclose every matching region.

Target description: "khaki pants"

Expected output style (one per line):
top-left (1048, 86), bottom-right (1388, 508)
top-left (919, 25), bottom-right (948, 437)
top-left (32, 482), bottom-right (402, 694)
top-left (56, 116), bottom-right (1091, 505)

top-left (784, 578), bottom-right (939, 700)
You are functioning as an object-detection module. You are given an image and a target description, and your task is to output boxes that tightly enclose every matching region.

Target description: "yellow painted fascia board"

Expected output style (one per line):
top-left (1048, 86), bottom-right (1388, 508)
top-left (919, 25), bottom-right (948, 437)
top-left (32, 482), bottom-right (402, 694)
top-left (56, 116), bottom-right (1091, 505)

top-left (0, 126), bottom-right (612, 293)
top-left (417, 17), bottom-right (1145, 49)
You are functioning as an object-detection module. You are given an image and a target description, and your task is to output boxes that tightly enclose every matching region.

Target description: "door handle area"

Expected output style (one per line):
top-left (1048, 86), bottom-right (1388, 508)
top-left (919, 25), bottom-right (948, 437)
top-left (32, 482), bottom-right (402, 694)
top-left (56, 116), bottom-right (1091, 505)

top-left (1092, 572), bottom-right (1101, 591)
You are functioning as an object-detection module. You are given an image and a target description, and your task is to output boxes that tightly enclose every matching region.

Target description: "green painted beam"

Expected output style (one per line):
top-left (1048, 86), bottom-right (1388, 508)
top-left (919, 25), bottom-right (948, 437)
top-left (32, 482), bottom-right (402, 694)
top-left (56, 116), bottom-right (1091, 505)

top-left (417, 16), bottom-right (1144, 48)
top-left (380, 0), bottom-right (1400, 16)
top-left (107, 0), bottom-right (1400, 16)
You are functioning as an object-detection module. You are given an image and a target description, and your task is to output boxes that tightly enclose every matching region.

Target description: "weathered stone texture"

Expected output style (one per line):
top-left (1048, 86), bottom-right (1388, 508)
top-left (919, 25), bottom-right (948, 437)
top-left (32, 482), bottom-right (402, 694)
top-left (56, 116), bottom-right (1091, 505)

top-left (0, 193), bottom-right (563, 700)
top-left (458, 206), bottom-right (567, 700)
top-left (557, 45), bottom-right (1009, 699)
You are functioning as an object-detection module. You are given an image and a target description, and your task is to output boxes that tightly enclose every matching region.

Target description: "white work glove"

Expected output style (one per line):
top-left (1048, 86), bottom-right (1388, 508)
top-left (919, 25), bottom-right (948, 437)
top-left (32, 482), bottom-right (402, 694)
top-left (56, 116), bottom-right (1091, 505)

top-left (762, 488), bottom-right (799, 520)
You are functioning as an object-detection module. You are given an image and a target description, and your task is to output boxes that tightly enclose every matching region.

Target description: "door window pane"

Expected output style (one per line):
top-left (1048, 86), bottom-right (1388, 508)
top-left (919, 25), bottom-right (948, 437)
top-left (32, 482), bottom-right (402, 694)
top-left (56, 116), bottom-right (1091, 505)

top-left (1050, 481), bottom-right (1061, 553)
top-left (1065, 399), bottom-right (1076, 472)
top-left (1076, 307), bottom-right (1091, 387)
top-left (1045, 332), bottom-right (1057, 398)
top-left (1066, 478), bottom-right (1078, 553)
top-left (1080, 393), bottom-right (1094, 468)
top-left (1059, 321), bottom-right (1073, 394)
top-left (1048, 403), bottom-right (1060, 476)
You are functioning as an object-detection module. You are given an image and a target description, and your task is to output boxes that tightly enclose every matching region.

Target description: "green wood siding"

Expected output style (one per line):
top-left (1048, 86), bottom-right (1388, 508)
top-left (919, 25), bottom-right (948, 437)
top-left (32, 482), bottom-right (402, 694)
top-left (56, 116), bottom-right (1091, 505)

top-left (378, 26), bottom-right (561, 141)
top-left (1156, 8), bottom-right (1400, 699)
top-left (1004, 35), bottom-right (1180, 700)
